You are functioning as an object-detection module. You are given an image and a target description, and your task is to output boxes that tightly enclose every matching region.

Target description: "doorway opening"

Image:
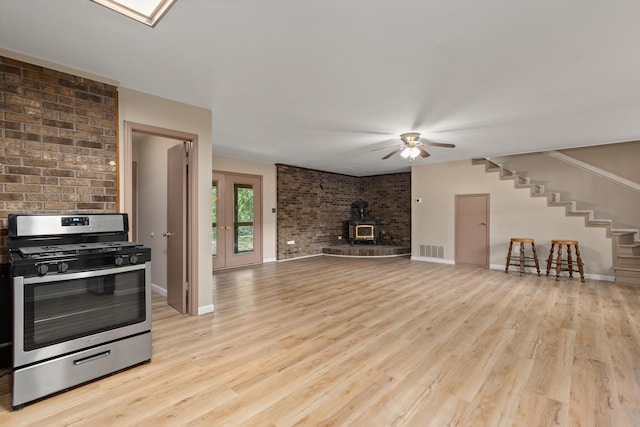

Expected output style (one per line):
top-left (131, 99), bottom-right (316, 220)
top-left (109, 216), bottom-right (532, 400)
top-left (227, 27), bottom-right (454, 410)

top-left (123, 121), bottom-right (199, 315)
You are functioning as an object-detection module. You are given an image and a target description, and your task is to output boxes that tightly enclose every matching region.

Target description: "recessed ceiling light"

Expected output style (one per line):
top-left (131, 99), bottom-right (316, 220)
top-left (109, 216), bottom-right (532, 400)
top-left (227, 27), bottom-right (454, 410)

top-left (91, 0), bottom-right (177, 27)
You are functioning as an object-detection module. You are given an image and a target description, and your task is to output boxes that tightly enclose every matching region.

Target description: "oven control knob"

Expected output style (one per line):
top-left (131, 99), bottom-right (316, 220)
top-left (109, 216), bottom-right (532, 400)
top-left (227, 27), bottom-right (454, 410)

top-left (115, 256), bottom-right (124, 266)
top-left (57, 262), bottom-right (69, 273)
top-left (129, 254), bottom-right (139, 264)
top-left (37, 264), bottom-right (49, 275)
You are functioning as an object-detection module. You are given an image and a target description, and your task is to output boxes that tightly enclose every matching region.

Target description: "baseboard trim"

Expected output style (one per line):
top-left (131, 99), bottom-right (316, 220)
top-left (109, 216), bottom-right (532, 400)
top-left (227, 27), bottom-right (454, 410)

top-left (324, 253), bottom-right (410, 259)
top-left (411, 256), bottom-right (455, 265)
top-left (489, 264), bottom-right (614, 282)
top-left (277, 253), bottom-right (324, 262)
top-left (198, 304), bottom-right (215, 316)
top-left (151, 283), bottom-right (167, 296)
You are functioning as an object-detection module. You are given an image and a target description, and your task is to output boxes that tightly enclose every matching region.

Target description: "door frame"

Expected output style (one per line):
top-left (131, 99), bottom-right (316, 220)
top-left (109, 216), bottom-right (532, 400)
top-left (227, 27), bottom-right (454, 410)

top-left (454, 193), bottom-right (490, 267)
top-left (123, 121), bottom-right (199, 316)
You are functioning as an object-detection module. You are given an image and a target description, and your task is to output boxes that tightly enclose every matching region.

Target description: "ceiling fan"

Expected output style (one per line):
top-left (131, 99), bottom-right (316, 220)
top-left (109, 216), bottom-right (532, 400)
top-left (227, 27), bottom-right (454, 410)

top-left (377, 132), bottom-right (455, 160)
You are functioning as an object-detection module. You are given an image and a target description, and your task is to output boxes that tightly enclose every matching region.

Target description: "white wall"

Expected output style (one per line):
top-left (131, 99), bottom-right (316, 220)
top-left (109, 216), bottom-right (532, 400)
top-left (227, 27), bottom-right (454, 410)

top-left (119, 88), bottom-right (213, 314)
top-left (412, 160), bottom-right (613, 279)
top-left (212, 155), bottom-right (277, 262)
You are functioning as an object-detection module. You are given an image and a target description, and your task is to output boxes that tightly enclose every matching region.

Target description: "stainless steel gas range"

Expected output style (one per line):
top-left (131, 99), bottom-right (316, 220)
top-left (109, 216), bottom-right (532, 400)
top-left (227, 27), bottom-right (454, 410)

top-left (7, 213), bottom-right (152, 410)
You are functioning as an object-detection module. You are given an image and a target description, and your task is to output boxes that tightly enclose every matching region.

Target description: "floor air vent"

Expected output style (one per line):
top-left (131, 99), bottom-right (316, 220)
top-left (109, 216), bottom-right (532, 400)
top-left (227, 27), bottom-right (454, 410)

top-left (420, 244), bottom-right (444, 258)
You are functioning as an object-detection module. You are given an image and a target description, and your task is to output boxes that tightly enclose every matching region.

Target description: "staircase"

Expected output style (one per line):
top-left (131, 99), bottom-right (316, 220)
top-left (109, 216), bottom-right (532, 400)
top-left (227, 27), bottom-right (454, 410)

top-left (472, 158), bottom-right (640, 285)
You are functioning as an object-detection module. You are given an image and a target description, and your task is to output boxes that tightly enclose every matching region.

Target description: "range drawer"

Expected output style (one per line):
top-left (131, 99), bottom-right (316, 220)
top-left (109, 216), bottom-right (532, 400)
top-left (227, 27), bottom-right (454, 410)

top-left (13, 332), bottom-right (151, 409)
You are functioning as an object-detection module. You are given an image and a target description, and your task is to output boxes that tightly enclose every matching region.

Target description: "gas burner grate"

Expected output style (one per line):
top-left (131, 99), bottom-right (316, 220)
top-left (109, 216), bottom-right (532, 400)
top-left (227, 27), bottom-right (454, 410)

top-left (17, 242), bottom-right (143, 257)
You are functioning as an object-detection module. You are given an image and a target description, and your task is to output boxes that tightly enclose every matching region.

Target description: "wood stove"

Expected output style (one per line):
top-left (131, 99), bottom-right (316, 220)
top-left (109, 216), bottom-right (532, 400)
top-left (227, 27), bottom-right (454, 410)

top-left (348, 220), bottom-right (379, 244)
top-left (348, 200), bottom-right (379, 244)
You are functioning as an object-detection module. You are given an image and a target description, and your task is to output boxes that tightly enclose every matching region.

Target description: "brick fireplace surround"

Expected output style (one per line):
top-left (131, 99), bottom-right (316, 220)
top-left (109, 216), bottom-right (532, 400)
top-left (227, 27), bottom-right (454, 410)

top-left (276, 164), bottom-right (411, 260)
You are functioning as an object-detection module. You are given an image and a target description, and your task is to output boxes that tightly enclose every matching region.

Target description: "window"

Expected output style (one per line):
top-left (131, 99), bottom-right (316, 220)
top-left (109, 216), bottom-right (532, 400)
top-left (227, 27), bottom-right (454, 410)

top-left (91, 0), bottom-right (177, 27)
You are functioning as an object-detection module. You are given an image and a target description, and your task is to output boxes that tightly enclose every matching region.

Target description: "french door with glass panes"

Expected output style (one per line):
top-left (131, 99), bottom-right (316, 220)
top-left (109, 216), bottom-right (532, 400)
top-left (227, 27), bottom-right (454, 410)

top-left (212, 172), bottom-right (262, 270)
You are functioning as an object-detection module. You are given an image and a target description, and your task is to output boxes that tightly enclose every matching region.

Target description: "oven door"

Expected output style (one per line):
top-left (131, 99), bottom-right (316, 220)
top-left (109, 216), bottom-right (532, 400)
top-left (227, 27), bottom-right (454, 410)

top-left (13, 262), bottom-right (151, 368)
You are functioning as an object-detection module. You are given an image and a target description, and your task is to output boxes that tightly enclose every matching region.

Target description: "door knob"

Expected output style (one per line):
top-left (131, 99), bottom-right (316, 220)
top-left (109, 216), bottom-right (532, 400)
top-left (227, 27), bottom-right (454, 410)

top-left (220, 226), bottom-right (225, 230)
top-left (226, 226), bottom-right (232, 231)
top-left (480, 222), bottom-right (486, 225)
top-left (163, 232), bottom-right (174, 237)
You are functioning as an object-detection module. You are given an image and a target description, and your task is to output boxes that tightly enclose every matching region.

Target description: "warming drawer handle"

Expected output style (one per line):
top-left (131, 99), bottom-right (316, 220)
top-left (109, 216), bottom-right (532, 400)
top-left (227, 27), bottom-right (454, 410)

top-left (73, 350), bottom-right (111, 365)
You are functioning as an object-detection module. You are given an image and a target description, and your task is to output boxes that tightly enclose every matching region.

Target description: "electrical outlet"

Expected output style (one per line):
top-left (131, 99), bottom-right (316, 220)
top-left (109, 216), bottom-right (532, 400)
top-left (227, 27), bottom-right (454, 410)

top-left (287, 240), bottom-right (295, 245)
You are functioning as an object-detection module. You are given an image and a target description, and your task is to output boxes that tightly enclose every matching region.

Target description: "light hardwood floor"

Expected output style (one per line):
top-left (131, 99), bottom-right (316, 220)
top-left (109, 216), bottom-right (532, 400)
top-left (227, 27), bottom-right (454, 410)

top-left (1, 256), bottom-right (639, 426)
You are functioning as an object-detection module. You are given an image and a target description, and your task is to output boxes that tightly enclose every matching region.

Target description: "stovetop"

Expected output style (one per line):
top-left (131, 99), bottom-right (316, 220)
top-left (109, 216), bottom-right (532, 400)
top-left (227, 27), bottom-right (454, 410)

top-left (9, 243), bottom-right (151, 277)
top-left (7, 213), bottom-right (151, 277)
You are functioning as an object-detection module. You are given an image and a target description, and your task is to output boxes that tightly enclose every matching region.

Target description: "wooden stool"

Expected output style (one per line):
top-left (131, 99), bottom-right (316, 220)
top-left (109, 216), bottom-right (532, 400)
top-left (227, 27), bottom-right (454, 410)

top-left (545, 240), bottom-right (585, 282)
top-left (505, 238), bottom-right (540, 276)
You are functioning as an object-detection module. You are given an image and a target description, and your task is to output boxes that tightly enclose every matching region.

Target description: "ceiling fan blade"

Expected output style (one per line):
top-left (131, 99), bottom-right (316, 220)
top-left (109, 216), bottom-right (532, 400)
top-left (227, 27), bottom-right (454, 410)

top-left (382, 148), bottom-right (402, 159)
top-left (418, 147), bottom-right (431, 158)
top-left (421, 141), bottom-right (456, 148)
top-left (372, 144), bottom-right (400, 152)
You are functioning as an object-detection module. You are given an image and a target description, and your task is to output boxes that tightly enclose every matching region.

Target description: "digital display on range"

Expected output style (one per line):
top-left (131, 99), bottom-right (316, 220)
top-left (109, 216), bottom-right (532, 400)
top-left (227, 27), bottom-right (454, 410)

top-left (61, 216), bottom-right (90, 227)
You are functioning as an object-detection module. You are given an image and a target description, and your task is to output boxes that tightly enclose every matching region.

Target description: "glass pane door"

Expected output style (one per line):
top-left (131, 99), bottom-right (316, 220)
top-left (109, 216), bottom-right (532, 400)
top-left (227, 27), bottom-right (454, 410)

top-left (212, 173), bottom-right (227, 270)
top-left (234, 184), bottom-right (254, 254)
top-left (212, 172), bottom-right (262, 270)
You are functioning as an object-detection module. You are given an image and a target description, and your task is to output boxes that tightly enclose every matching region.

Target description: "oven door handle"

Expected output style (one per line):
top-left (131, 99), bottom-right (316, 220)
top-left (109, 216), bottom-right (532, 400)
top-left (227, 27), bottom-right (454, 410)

top-left (73, 350), bottom-right (111, 366)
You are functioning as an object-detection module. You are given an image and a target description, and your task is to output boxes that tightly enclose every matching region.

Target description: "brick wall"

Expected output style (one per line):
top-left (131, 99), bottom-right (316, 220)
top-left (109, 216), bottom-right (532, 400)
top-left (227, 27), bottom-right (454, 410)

top-left (0, 56), bottom-right (118, 262)
top-left (277, 164), bottom-right (359, 259)
top-left (276, 164), bottom-right (411, 259)
top-left (359, 173), bottom-right (411, 246)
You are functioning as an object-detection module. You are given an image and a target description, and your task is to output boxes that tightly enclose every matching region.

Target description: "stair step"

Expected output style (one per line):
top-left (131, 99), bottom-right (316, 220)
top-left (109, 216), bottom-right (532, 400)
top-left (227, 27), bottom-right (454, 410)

top-left (615, 255), bottom-right (640, 269)
top-left (472, 158), bottom-right (493, 167)
top-left (531, 192), bottom-right (551, 198)
top-left (612, 230), bottom-right (640, 243)
top-left (549, 201), bottom-right (582, 215)
top-left (614, 267), bottom-right (640, 286)
top-left (569, 208), bottom-right (591, 215)
top-left (587, 219), bottom-right (613, 227)
top-left (474, 159), bottom-right (501, 171)
top-left (500, 170), bottom-right (516, 179)
top-left (567, 210), bottom-right (590, 218)
top-left (514, 183), bottom-right (544, 196)
top-left (618, 244), bottom-right (640, 256)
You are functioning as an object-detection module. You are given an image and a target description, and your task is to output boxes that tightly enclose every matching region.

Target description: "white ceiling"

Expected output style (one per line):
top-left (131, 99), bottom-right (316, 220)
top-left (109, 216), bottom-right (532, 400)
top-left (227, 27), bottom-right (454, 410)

top-left (2, 0), bottom-right (640, 176)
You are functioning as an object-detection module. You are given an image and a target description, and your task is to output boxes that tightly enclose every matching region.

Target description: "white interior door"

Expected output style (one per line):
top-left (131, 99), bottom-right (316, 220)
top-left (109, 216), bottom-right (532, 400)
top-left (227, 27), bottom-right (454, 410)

top-left (167, 143), bottom-right (187, 313)
top-left (455, 194), bottom-right (490, 267)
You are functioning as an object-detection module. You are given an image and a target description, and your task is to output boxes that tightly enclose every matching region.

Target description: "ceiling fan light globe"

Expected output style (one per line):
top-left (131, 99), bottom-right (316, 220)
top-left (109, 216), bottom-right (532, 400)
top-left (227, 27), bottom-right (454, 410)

top-left (400, 148), bottom-right (411, 158)
top-left (409, 147), bottom-right (420, 158)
